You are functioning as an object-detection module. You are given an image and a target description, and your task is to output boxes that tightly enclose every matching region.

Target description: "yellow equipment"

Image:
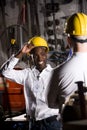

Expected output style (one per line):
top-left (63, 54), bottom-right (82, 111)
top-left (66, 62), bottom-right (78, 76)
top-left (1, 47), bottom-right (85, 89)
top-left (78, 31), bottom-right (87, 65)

top-left (11, 38), bottom-right (16, 44)
top-left (65, 13), bottom-right (87, 36)
top-left (28, 36), bottom-right (49, 52)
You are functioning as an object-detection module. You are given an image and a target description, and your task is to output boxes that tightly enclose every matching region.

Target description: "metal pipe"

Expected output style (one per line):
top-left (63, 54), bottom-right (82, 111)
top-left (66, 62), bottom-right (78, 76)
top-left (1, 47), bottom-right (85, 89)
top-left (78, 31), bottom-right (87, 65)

top-left (75, 81), bottom-right (87, 119)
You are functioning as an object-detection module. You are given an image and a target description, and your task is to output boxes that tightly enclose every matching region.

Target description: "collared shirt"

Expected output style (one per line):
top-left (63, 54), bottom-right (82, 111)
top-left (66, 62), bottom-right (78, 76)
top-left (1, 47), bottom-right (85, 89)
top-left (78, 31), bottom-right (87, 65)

top-left (47, 52), bottom-right (87, 109)
top-left (1, 55), bottom-right (59, 121)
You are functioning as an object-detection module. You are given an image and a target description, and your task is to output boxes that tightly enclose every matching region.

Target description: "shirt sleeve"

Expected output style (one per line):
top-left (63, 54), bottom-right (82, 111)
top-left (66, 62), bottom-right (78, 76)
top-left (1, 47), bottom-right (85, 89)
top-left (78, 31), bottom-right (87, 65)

top-left (0, 54), bottom-right (25, 85)
top-left (0, 54), bottom-right (19, 70)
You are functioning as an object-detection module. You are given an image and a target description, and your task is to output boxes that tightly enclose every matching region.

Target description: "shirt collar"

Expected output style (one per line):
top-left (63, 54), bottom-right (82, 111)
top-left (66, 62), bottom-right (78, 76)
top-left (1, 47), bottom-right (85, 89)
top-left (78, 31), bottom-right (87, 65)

top-left (35, 64), bottom-right (52, 72)
top-left (32, 64), bottom-right (53, 77)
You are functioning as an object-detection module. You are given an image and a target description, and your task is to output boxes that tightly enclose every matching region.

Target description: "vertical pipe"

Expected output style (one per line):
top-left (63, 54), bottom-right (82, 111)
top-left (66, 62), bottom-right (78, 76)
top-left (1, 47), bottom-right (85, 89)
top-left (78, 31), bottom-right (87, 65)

top-left (25, 0), bottom-right (32, 37)
top-left (51, 0), bottom-right (57, 50)
top-left (78, 0), bottom-right (83, 12)
top-left (76, 81), bottom-right (87, 119)
top-left (19, 25), bottom-right (23, 48)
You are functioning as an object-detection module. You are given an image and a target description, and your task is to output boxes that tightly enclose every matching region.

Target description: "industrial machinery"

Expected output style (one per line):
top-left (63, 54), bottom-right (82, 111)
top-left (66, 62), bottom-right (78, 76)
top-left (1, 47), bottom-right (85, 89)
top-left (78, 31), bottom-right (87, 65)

top-left (0, 73), bottom-right (25, 121)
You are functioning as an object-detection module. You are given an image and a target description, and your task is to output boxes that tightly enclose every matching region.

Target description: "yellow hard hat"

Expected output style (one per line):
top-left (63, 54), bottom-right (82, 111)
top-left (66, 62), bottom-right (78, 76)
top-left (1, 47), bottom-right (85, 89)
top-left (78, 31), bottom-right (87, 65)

top-left (28, 36), bottom-right (49, 52)
top-left (65, 13), bottom-right (87, 36)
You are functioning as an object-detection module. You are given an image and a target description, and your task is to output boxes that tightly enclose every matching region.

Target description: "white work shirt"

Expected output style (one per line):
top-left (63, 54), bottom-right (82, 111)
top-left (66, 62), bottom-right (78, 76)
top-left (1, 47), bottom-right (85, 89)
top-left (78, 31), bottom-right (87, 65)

top-left (47, 52), bottom-right (87, 109)
top-left (1, 55), bottom-right (59, 121)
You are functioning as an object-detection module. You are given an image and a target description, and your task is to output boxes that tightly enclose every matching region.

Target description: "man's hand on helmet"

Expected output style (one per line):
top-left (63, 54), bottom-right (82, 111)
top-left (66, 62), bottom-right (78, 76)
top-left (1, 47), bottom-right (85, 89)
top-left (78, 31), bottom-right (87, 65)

top-left (21, 42), bottom-right (35, 54)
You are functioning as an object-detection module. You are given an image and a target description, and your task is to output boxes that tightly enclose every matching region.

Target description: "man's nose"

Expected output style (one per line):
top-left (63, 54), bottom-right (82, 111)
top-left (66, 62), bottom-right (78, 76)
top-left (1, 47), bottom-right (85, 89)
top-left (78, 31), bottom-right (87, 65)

top-left (38, 55), bottom-right (42, 61)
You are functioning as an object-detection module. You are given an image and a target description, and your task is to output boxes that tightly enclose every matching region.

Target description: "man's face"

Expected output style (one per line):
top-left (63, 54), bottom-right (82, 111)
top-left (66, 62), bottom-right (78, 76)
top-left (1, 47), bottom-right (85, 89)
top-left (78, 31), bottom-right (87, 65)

top-left (33, 47), bottom-right (47, 72)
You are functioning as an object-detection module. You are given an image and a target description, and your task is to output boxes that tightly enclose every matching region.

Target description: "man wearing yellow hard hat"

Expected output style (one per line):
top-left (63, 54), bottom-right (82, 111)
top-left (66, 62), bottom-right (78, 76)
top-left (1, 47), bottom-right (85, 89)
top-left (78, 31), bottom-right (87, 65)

top-left (1, 36), bottom-right (62, 130)
top-left (46, 12), bottom-right (87, 122)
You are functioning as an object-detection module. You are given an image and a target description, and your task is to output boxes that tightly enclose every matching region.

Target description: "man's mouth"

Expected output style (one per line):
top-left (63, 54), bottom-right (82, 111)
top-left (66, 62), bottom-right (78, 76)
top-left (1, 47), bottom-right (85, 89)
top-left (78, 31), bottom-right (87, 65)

top-left (38, 61), bottom-right (43, 65)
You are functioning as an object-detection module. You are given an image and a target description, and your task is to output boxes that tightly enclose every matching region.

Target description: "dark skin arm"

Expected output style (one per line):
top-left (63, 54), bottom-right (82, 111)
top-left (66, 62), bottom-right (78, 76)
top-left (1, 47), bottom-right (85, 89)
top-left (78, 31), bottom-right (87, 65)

top-left (0, 43), bottom-right (35, 73)
top-left (15, 43), bottom-right (35, 59)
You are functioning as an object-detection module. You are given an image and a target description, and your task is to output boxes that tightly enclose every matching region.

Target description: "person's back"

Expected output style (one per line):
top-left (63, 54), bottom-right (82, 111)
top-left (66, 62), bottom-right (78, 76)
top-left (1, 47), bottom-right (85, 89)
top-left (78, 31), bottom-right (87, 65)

top-left (46, 13), bottom-right (87, 114)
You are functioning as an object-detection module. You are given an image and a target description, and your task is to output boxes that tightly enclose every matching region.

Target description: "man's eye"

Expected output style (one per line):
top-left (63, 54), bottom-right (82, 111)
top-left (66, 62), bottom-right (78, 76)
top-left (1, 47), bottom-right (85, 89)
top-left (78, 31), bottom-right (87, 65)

top-left (41, 53), bottom-right (46, 56)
